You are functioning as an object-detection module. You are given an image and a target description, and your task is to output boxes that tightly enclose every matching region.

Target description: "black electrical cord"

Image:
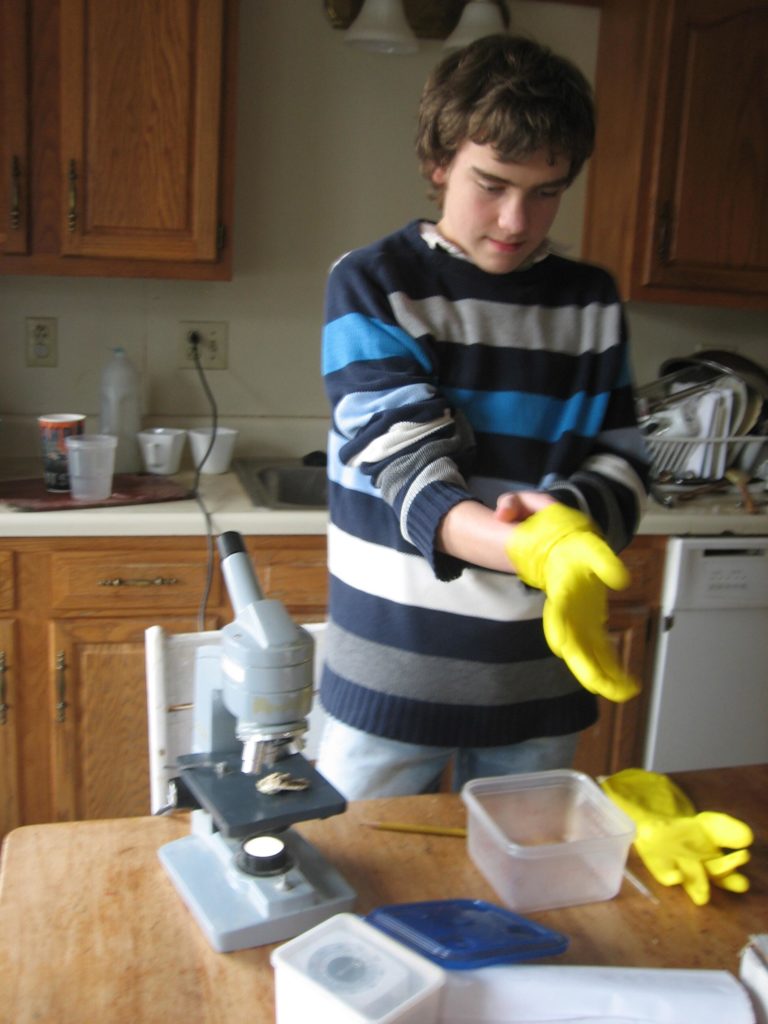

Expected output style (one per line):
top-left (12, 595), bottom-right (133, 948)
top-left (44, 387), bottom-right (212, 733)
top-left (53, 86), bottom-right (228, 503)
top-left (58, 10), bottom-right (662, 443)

top-left (188, 332), bottom-right (220, 630)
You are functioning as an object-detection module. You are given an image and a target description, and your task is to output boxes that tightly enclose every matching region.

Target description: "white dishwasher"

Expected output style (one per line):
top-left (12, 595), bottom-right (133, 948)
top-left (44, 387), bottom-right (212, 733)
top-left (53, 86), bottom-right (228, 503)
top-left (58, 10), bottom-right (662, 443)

top-left (643, 535), bottom-right (768, 772)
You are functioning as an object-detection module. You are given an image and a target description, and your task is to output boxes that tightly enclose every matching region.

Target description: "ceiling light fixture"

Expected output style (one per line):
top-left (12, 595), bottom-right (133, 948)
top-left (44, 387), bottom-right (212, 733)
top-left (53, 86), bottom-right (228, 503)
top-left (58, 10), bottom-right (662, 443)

top-left (443, 0), bottom-right (508, 51)
top-left (344, 0), bottom-right (419, 54)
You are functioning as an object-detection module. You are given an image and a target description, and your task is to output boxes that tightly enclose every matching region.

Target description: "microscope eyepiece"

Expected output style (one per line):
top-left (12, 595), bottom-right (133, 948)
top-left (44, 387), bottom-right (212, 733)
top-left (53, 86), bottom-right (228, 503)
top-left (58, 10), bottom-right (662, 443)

top-left (217, 530), bottom-right (247, 560)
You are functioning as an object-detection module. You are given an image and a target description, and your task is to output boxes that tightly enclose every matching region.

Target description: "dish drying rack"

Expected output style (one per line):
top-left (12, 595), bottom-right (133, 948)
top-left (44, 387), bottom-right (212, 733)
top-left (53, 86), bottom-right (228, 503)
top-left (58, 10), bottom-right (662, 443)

top-left (637, 366), bottom-right (765, 484)
top-left (644, 433), bottom-right (751, 482)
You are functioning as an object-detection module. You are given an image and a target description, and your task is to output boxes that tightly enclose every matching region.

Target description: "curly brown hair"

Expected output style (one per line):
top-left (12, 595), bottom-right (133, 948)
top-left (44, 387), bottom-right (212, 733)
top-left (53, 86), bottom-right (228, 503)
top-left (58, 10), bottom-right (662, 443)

top-left (416, 34), bottom-right (595, 200)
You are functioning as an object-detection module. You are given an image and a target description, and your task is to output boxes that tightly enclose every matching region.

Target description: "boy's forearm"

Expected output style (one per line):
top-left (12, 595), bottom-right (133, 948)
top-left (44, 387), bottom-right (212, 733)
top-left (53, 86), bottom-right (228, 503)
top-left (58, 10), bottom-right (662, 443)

top-left (437, 492), bottom-right (556, 573)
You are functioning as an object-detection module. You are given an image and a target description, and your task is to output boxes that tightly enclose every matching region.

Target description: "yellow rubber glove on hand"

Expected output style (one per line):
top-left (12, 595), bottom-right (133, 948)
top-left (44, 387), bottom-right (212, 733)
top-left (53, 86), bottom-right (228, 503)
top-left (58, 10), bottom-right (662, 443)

top-left (505, 503), bottom-right (639, 702)
top-left (601, 768), bottom-right (753, 906)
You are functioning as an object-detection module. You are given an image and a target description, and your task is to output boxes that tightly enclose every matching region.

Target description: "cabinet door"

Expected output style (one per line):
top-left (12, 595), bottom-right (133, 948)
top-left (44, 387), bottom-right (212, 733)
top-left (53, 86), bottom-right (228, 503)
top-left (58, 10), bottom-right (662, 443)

top-left (48, 615), bottom-right (218, 823)
top-left (0, 0), bottom-right (29, 254)
top-left (0, 619), bottom-right (20, 837)
top-left (573, 605), bottom-right (654, 777)
top-left (584, 0), bottom-right (768, 308)
top-left (647, 0), bottom-right (768, 296)
top-left (59, 0), bottom-right (225, 263)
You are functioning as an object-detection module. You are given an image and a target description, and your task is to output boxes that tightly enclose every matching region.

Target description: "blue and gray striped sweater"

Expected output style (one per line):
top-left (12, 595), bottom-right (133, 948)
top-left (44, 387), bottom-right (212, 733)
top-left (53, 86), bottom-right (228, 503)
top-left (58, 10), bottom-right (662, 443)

top-left (320, 220), bottom-right (650, 747)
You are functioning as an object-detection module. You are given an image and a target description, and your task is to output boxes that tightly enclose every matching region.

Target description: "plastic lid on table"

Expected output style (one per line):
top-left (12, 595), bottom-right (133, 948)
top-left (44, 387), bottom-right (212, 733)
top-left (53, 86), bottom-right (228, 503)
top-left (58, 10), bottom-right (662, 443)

top-left (365, 899), bottom-right (568, 970)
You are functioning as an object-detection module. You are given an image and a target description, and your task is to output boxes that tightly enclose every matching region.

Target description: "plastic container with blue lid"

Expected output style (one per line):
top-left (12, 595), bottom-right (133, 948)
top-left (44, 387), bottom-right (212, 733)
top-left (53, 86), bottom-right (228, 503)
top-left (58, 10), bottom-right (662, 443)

top-left (365, 898), bottom-right (568, 970)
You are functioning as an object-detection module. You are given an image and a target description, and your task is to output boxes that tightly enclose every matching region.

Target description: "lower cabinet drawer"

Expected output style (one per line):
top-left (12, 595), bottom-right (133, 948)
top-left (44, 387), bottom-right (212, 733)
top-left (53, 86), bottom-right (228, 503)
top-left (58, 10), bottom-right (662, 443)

top-left (49, 552), bottom-right (222, 612)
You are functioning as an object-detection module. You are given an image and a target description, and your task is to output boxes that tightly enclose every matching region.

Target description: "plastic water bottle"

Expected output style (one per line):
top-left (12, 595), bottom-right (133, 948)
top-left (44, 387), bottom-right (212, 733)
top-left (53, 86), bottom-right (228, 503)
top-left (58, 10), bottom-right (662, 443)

top-left (99, 347), bottom-right (142, 473)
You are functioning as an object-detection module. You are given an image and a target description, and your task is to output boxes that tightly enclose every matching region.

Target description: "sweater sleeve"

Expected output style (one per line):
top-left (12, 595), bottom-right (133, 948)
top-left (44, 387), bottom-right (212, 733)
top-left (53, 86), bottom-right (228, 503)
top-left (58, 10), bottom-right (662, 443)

top-left (545, 306), bottom-right (651, 552)
top-left (322, 246), bottom-right (477, 580)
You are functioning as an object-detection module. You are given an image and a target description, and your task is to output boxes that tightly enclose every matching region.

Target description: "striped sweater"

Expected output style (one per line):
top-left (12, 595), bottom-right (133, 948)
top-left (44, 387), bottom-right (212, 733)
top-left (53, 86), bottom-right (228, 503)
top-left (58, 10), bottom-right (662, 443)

top-left (320, 219), bottom-right (650, 747)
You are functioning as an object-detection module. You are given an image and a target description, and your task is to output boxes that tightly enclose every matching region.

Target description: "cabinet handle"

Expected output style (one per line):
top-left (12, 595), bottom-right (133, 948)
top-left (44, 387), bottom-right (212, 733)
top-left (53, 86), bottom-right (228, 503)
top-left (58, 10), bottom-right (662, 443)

top-left (10, 156), bottom-right (21, 230)
top-left (657, 200), bottom-right (673, 263)
top-left (56, 651), bottom-right (68, 723)
top-left (0, 651), bottom-right (8, 725)
top-left (98, 576), bottom-right (180, 588)
top-left (67, 159), bottom-right (78, 232)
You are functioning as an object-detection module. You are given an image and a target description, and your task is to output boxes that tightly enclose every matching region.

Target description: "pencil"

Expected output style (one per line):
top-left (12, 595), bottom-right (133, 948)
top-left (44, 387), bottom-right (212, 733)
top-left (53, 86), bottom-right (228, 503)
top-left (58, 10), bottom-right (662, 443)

top-left (362, 820), bottom-right (467, 838)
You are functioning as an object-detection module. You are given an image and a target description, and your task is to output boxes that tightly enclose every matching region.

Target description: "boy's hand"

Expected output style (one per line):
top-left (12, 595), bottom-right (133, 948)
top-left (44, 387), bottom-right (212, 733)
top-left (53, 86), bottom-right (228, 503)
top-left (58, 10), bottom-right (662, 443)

top-left (505, 503), bottom-right (639, 702)
top-left (494, 490), bottom-right (555, 523)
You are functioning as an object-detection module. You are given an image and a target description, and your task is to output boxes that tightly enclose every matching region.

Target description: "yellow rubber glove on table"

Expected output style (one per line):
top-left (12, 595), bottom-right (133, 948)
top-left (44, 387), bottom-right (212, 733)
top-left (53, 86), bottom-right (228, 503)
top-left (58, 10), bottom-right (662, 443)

top-left (505, 503), bottom-right (639, 702)
top-left (602, 768), bottom-right (754, 906)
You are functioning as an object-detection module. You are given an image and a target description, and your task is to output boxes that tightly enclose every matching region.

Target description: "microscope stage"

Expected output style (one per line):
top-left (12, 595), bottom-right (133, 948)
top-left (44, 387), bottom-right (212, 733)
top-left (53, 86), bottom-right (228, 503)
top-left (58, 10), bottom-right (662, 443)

top-left (177, 752), bottom-right (347, 838)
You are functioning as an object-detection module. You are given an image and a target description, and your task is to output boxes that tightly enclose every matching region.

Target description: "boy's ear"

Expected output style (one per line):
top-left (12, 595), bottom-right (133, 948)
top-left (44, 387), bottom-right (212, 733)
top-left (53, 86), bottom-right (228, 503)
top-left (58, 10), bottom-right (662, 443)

top-left (431, 164), bottom-right (449, 186)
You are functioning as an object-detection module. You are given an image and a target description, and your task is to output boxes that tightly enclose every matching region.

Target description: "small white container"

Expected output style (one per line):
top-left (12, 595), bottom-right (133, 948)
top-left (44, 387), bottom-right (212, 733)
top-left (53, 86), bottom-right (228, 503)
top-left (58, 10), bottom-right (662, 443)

top-left (188, 426), bottom-right (238, 474)
top-left (271, 913), bottom-right (445, 1024)
top-left (461, 770), bottom-right (635, 913)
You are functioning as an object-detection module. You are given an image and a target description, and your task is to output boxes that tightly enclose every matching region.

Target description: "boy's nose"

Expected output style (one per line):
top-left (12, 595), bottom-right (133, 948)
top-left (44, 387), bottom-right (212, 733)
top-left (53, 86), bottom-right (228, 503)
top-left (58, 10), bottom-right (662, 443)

top-left (497, 194), bottom-right (527, 235)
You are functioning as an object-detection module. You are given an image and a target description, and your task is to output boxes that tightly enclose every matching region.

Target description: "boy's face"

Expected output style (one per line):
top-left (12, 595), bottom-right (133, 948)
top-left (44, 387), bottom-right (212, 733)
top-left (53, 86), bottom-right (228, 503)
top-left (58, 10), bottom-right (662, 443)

top-left (432, 141), bottom-right (571, 274)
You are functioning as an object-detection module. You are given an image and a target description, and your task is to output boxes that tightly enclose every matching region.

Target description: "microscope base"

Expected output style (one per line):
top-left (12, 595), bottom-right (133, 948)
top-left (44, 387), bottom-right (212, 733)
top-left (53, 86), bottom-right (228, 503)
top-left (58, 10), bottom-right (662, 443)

top-left (159, 828), bottom-right (356, 953)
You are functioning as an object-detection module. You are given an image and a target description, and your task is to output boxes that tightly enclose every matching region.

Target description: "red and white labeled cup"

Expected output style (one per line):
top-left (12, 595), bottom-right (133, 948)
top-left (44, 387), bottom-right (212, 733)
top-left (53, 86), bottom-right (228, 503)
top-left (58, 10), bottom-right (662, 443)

top-left (38, 414), bottom-right (86, 492)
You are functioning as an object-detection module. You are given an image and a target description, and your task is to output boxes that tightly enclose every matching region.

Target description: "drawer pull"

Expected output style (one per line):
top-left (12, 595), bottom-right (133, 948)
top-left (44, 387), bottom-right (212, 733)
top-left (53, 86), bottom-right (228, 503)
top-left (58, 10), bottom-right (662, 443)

top-left (98, 576), bottom-right (180, 588)
top-left (67, 159), bottom-right (78, 232)
top-left (56, 651), bottom-right (68, 723)
top-left (0, 651), bottom-right (8, 725)
top-left (10, 156), bottom-right (21, 230)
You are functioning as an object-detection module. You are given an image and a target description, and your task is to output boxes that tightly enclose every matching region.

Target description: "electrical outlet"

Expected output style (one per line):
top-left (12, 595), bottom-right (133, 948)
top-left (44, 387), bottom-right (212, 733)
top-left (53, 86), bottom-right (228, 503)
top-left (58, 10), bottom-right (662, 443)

top-left (26, 317), bottom-right (58, 367)
top-left (178, 321), bottom-right (228, 369)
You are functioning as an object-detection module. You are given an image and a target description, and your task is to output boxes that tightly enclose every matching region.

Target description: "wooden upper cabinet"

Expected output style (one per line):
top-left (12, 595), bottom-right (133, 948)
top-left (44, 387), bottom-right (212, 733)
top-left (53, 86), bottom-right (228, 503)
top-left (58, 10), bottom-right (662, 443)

top-left (0, 0), bottom-right (29, 255)
top-left (0, 0), bottom-right (237, 279)
top-left (583, 0), bottom-right (768, 309)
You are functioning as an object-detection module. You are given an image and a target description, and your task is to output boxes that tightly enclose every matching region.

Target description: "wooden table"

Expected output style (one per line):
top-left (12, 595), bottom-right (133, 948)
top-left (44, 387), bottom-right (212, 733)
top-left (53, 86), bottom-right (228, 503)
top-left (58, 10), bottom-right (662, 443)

top-left (1, 765), bottom-right (765, 1023)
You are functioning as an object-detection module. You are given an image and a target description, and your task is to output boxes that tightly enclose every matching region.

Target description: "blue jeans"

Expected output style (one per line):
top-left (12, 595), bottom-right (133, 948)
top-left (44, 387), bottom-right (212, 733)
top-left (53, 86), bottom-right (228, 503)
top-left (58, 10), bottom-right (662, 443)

top-left (315, 716), bottom-right (581, 799)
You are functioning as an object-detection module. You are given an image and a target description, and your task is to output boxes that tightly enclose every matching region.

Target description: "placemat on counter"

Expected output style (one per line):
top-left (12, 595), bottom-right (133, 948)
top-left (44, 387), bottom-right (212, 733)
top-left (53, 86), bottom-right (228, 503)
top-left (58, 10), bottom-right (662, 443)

top-left (0, 474), bottom-right (194, 511)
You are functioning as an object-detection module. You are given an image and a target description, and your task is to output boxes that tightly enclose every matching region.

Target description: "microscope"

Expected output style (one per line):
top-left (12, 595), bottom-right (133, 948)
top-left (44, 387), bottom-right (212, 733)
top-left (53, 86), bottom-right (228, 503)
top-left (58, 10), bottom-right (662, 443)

top-left (157, 531), bottom-right (355, 953)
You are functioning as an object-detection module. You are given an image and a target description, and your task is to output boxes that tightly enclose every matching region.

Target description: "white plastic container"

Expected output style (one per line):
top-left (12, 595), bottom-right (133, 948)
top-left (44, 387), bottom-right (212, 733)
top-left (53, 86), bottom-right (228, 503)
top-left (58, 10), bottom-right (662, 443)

top-left (99, 347), bottom-right (142, 473)
top-left (461, 770), bottom-right (635, 913)
top-left (270, 913), bottom-right (445, 1024)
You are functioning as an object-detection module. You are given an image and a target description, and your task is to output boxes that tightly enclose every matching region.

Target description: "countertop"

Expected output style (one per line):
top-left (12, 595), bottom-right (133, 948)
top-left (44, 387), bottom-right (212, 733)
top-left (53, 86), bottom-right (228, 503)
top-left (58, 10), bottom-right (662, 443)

top-left (1, 765), bottom-right (765, 1024)
top-left (0, 457), bottom-right (766, 537)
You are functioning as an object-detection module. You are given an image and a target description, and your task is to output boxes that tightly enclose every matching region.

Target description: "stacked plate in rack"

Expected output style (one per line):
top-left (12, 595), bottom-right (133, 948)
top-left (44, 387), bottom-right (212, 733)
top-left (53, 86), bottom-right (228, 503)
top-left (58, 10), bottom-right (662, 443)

top-left (637, 351), bottom-right (768, 483)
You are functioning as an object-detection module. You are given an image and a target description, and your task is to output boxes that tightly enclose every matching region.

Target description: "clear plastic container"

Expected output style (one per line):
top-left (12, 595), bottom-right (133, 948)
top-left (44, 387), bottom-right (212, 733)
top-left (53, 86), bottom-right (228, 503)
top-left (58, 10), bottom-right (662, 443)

top-left (99, 347), bottom-right (142, 473)
top-left (461, 770), bottom-right (635, 913)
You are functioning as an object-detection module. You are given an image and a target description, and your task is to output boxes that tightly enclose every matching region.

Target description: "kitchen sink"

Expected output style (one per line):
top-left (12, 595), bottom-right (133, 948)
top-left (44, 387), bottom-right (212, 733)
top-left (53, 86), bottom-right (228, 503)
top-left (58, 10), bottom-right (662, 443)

top-left (234, 459), bottom-right (328, 509)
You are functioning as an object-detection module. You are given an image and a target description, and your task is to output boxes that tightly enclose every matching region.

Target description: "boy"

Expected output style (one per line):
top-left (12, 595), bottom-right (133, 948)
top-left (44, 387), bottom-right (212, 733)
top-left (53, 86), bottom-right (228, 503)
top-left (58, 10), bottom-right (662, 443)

top-left (317, 35), bottom-right (650, 799)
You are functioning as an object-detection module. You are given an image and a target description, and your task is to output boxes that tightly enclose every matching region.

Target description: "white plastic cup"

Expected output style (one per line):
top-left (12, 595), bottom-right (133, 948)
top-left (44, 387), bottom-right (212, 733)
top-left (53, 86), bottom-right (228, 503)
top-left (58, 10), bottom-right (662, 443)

top-left (65, 434), bottom-right (118, 501)
top-left (138, 428), bottom-right (186, 475)
top-left (188, 427), bottom-right (238, 474)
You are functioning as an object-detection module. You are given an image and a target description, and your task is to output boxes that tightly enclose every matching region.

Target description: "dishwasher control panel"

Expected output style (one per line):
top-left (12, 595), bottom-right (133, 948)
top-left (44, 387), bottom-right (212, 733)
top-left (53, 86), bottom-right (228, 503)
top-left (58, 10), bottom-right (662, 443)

top-left (661, 536), bottom-right (768, 611)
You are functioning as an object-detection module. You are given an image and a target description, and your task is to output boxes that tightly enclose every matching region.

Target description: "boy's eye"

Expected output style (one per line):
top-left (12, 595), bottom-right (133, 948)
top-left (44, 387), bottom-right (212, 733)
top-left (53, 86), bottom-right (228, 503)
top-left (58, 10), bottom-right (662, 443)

top-left (478, 180), bottom-right (504, 194)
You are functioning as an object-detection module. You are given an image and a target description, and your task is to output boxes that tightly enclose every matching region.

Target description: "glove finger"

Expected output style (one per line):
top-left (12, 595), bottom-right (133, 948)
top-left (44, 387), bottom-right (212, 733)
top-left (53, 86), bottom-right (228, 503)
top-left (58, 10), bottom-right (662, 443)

top-left (634, 847), bottom-right (683, 887)
top-left (677, 857), bottom-right (710, 906)
top-left (557, 635), bottom-right (641, 702)
top-left (697, 811), bottom-right (754, 850)
top-left (568, 534), bottom-right (631, 592)
top-left (712, 871), bottom-right (750, 895)
top-left (705, 848), bottom-right (751, 878)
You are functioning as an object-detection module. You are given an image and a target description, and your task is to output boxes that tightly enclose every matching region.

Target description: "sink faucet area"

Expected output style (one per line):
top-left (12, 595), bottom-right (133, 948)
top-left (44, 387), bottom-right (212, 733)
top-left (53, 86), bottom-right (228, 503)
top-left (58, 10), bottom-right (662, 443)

top-left (233, 458), bottom-right (328, 509)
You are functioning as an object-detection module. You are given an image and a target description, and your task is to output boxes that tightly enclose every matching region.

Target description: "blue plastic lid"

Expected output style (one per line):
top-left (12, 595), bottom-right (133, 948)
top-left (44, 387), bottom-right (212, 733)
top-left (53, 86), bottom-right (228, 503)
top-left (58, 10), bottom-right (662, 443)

top-left (365, 899), bottom-right (568, 970)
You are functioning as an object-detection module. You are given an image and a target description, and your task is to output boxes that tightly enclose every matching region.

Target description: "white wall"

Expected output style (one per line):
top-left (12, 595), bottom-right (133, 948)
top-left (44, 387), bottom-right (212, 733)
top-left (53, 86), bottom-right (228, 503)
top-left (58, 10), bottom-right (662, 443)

top-left (0, 0), bottom-right (766, 460)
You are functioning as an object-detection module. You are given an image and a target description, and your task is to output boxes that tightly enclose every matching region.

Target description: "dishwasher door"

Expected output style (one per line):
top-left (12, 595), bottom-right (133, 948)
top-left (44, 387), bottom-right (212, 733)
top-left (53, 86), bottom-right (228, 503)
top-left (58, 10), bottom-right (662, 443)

top-left (643, 536), bottom-right (768, 772)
